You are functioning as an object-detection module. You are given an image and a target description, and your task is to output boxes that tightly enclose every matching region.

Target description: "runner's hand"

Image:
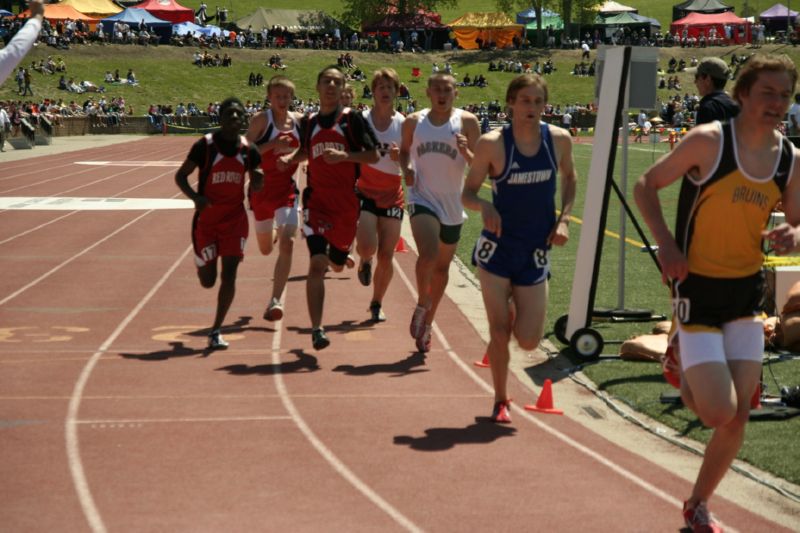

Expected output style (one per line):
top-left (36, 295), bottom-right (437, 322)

top-left (657, 240), bottom-right (688, 284)
top-left (274, 135), bottom-right (294, 154)
top-left (276, 154), bottom-right (292, 172)
top-left (193, 195), bottom-right (210, 212)
top-left (403, 169), bottom-right (415, 187)
top-left (764, 223), bottom-right (800, 255)
top-left (455, 133), bottom-right (469, 157)
top-left (388, 142), bottom-right (400, 162)
top-left (322, 147), bottom-right (347, 164)
top-left (548, 219), bottom-right (569, 246)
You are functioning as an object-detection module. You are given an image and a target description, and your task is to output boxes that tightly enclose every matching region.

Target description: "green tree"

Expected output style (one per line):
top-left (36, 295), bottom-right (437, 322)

top-left (339, 0), bottom-right (458, 29)
top-left (495, 0), bottom-right (554, 46)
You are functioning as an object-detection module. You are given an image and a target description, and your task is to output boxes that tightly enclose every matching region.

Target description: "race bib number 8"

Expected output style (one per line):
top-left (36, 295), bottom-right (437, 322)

top-left (533, 248), bottom-right (549, 268)
top-left (475, 235), bottom-right (497, 263)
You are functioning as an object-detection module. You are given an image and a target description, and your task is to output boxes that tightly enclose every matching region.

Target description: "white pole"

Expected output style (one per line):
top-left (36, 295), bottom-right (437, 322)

top-left (618, 109), bottom-right (628, 310)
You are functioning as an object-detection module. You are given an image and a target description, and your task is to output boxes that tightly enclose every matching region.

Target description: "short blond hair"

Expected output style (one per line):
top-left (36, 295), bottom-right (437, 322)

top-left (342, 83), bottom-right (357, 99)
top-left (428, 72), bottom-right (456, 87)
top-left (371, 68), bottom-right (400, 92)
top-left (267, 75), bottom-right (295, 95)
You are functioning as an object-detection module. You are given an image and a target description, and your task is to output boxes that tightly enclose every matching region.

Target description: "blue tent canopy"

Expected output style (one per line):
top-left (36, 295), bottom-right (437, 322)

top-left (0, 9), bottom-right (13, 17)
top-left (101, 7), bottom-right (172, 42)
top-left (102, 7), bottom-right (171, 28)
top-left (516, 8), bottom-right (560, 24)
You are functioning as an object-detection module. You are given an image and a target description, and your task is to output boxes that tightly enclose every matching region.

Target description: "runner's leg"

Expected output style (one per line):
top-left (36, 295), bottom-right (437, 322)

top-left (479, 268), bottom-right (513, 402)
top-left (272, 223), bottom-right (296, 301)
top-left (212, 256), bottom-right (240, 331)
top-left (372, 216), bottom-right (401, 304)
top-left (426, 240), bottom-right (458, 325)
top-left (410, 213), bottom-right (440, 309)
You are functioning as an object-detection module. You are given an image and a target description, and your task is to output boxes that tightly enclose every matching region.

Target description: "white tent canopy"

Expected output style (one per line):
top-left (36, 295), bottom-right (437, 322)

top-left (598, 1), bottom-right (638, 13)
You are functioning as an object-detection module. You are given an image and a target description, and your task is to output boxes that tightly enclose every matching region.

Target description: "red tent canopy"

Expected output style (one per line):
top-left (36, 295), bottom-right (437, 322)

top-left (671, 11), bottom-right (751, 42)
top-left (132, 0), bottom-right (193, 24)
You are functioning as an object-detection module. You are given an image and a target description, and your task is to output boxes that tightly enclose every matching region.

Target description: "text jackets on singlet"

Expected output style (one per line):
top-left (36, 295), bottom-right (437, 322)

top-left (676, 120), bottom-right (795, 278)
top-left (486, 122), bottom-right (558, 249)
top-left (408, 108), bottom-right (468, 225)
top-left (359, 109), bottom-right (404, 208)
top-left (305, 108), bottom-right (360, 214)
top-left (197, 133), bottom-right (251, 224)
top-left (254, 109), bottom-right (300, 206)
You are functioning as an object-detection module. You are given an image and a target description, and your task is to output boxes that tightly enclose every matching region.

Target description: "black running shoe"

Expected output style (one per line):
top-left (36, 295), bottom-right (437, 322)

top-left (312, 328), bottom-right (330, 350)
top-left (369, 301), bottom-right (386, 322)
top-left (358, 260), bottom-right (372, 286)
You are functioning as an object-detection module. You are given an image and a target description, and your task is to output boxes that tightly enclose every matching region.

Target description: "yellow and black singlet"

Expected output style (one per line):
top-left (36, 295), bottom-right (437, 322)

top-left (675, 120), bottom-right (795, 279)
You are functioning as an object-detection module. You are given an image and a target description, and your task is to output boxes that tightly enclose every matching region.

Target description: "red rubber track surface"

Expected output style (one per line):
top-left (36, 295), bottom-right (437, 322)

top-left (0, 137), bottom-right (789, 532)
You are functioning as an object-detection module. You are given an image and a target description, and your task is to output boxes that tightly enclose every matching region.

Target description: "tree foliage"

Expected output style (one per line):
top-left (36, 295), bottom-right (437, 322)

top-left (339, 0), bottom-right (458, 29)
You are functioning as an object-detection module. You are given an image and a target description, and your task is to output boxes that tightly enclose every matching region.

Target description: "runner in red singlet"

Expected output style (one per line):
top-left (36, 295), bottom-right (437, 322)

top-left (280, 66), bottom-right (379, 350)
top-left (245, 76), bottom-right (302, 322)
top-left (175, 97), bottom-right (264, 349)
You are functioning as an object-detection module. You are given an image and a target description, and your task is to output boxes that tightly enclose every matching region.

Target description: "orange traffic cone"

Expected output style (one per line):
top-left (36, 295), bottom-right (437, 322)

top-left (473, 352), bottom-right (490, 368)
top-left (395, 236), bottom-right (409, 253)
top-left (524, 378), bottom-right (563, 415)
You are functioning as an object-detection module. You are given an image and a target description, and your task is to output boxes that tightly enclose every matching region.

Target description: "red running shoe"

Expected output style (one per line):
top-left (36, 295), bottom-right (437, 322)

top-left (683, 501), bottom-right (722, 533)
top-left (491, 400), bottom-right (512, 424)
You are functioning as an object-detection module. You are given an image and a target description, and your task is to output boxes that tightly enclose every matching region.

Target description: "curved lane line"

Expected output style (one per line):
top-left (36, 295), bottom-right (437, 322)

top-left (389, 257), bottom-right (737, 528)
top-left (269, 287), bottom-right (423, 533)
top-left (66, 246), bottom-right (192, 533)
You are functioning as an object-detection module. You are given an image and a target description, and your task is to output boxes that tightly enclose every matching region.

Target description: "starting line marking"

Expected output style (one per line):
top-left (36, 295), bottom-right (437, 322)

top-left (0, 197), bottom-right (194, 211)
top-left (76, 161), bottom-right (181, 167)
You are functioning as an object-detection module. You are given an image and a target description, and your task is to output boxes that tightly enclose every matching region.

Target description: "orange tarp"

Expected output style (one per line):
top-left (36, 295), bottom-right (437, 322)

top-left (447, 12), bottom-right (523, 50)
top-left (20, 3), bottom-right (98, 23)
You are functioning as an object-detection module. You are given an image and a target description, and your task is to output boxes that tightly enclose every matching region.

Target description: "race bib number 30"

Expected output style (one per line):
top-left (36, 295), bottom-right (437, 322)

top-left (673, 297), bottom-right (690, 323)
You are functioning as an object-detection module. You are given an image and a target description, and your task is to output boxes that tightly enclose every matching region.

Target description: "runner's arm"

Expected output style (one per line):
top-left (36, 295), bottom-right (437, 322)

top-left (766, 146), bottom-right (800, 254)
top-left (456, 112), bottom-right (481, 164)
top-left (463, 131), bottom-right (503, 237)
top-left (633, 126), bottom-right (717, 282)
top-left (550, 127), bottom-right (577, 246)
top-left (399, 114), bottom-right (418, 186)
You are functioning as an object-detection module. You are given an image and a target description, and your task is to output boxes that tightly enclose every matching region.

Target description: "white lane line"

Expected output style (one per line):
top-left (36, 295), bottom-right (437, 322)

top-left (65, 245), bottom-right (192, 533)
top-left (77, 416), bottom-right (292, 424)
top-left (0, 169), bottom-right (178, 245)
top-left (270, 287), bottom-right (423, 533)
top-left (0, 189), bottom-right (185, 306)
top-left (0, 197), bottom-right (194, 211)
top-left (0, 211), bottom-right (152, 306)
top-left (392, 257), bottom-right (692, 514)
top-left (0, 144), bottom-right (178, 191)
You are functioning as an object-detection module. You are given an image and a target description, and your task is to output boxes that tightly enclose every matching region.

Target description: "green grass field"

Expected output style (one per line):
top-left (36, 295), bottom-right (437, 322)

top-left (2, 24), bottom-right (799, 487)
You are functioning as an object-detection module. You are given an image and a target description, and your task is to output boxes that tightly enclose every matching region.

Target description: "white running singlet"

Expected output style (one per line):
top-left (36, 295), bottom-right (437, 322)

top-left (407, 108), bottom-right (467, 225)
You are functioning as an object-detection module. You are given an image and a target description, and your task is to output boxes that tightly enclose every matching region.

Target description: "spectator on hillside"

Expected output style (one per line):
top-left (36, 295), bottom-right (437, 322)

top-left (126, 69), bottom-right (137, 84)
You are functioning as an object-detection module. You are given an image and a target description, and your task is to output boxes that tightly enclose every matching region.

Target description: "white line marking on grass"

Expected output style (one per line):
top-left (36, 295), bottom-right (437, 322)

top-left (269, 287), bottom-right (423, 533)
top-left (66, 246), bottom-right (192, 533)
